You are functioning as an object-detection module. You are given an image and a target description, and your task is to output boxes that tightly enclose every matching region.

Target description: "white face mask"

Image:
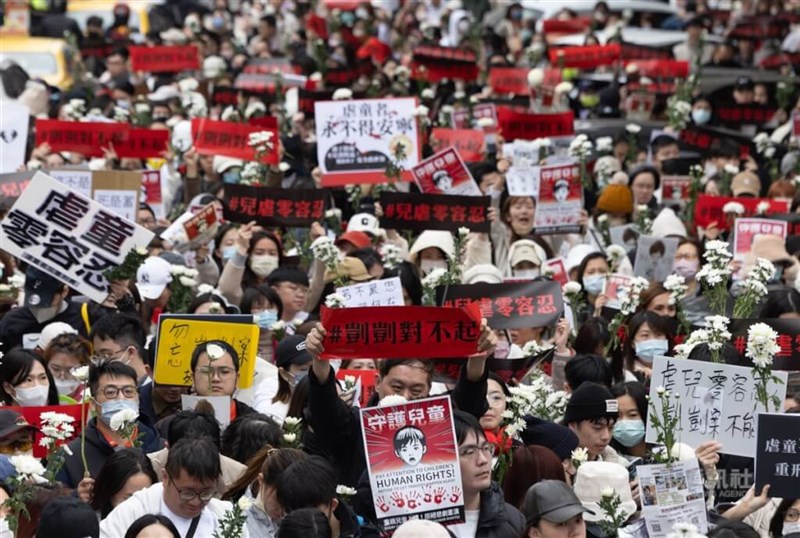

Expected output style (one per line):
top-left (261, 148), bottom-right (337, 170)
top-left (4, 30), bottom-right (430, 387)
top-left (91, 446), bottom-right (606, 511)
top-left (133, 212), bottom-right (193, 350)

top-left (13, 384), bottom-right (49, 406)
top-left (55, 378), bottom-right (80, 397)
top-left (31, 305), bottom-right (60, 324)
top-left (249, 254), bottom-right (279, 278)
top-left (513, 269), bottom-right (539, 280)
top-left (420, 259), bottom-right (448, 276)
top-left (784, 522), bottom-right (800, 536)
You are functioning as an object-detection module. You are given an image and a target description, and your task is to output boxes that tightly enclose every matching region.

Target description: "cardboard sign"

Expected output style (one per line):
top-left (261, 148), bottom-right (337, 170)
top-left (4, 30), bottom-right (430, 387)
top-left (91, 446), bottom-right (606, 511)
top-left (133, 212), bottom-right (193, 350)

top-left (337, 368), bottom-right (378, 408)
top-left (548, 44), bottom-right (621, 69)
top-left (661, 175), bottom-right (691, 204)
top-left (50, 169), bottom-right (92, 198)
top-left (646, 356), bottom-right (787, 457)
top-left (224, 184), bottom-right (327, 228)
top-left (191, 119), bottom-right (279, 164)
top-left (129, 45), bottom-right (200, 72)
top-left (92, 170), bottom-right (142, 222)
top-left (729, 318), bottom-right (800, 371)
top-left (496, 108), bottom-right (574, 141)
top-left (637, 458), bottom-right (709, 538)
top-left (0, 172), bottom-right (154, 302)
top-left (755, 413), bottom-right (800, 498)
top-left (452, 104), bottom-right (497, 130)
top-left (634, 235), bottom-right (679, 283)
top-left (412, 148), bottom-right (479, 196)
top-left (603, 274), bottom-right (634, 311)
top-left (430, 128), bottom-right (484, 163)
top-left (319, 305), bottom-right (482, 360)
top-left (379, 191), bottom-right (490, 233)
top-left (534, 161), bottom-right (583, 234)
top-left (315, 98), bottom-right (420, 186)
top-left (10, 404), bottom-right (84, 459)
top-left (695, 195), bottom-right (790, 231)
top-left (0, 102), bottom-right (29, 174)
top-left (35, 119), bottom-right (128, 158)
top-left (181, 395), bottom-right (231, 428)
top-left (154, 314), bottom-right (259, 388)
top-left (338, 277), bottom-right (404, 308)
top-left (733, 218), bottom-right (788, 261)
top-left (360, 396), bottom-right (464, 530)
top-left (489, 67), bottom-right (531, 96)
top-left (436, 281), bottom-right (563, 330)
top-left (0, 170), bottom-right (33, 200)
top-left (542, 258), bottom-right (568, 286)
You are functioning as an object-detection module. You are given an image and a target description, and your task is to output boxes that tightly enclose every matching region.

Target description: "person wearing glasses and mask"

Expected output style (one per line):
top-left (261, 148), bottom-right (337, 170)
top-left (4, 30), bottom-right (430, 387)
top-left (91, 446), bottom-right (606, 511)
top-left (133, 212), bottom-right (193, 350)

top-left (101, 438), bottom-right (244, 538)
top-left (57, 361), bottom-right (163, 489)
top-left (190, 340), bottom-right (256, 422)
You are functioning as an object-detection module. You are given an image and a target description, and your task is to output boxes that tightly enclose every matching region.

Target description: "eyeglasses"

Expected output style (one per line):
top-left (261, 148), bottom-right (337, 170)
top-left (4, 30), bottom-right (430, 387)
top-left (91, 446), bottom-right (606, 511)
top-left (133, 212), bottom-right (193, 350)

top-left (49, 365), bottom-right (77, 379)
top-left (100, 385), bottom-right (139, 399)
top-left (0, 439), bottom-right (33, 455)
top-left (459, 443), bottom-right (495, 460)
top-left (169, 478), bottom-right (215, 502)
top-left (674, 253), bottom-right (698, 261)
top-left (785, 509), bottom-right (800, 523)
top-left (91, 348), bottom-right (129, 364)
top-left (198, 367), bottom-right (236, 379)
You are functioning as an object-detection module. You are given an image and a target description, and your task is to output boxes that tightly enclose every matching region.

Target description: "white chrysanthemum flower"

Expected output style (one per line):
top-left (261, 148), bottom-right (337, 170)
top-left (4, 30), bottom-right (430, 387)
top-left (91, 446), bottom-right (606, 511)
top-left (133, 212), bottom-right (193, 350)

top-left (336, 485), bottom-right (357, 496)
top-left (476, 117), bottom-right (495, 128)
top-left (571, 447), bottom-right (589, 463)
top-left (600, 487), bottom-right (616, 498)
top-left (527, 68), bottom-right (544, 88)
top-left (563, 281), bottom-right (582, 295)
top-left (413, 105), bottom-right (430, 117)
top-left (595, 136), bottom-right (613, 153)
top-left (723, 164), bottom-right (740, 175)
top-left (206, 343), bottom-right (225, 360)
top-left (722, 202), bottom-right (745, 215)
top-left (71, 366), bottom-right (90, 382)
top-left (625, 124), bottom-right (641, 134)
top-left (282, 433), bottom-right (297, 443)
top-left (109, 408), bottom-right (139, 432)
top-left (10, 455), bottom-right (46, 479)
top-left (237, 496), bottom-right (254, 511)
top-left (606, 245), bottom-right (626, 260)
top-left (746, 322), bottom-right (780, 368)
top-left (325, 293), bottom-right (347, 308)
top-left (283, 416), bottom-right (302, 427)
top-left (378, 395), bottom-right (408, 407)
top-left (756, 201), bottom-right (770, 215)
top-left (332, 88), bottom-right (353, 100)
top-left (421, 88), bottom-right (435, 100)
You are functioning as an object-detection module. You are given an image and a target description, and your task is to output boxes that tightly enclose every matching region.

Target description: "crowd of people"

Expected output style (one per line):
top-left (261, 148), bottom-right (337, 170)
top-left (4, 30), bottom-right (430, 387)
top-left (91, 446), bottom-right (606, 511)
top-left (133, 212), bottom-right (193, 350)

top-left (2, 0), bottom-right (800, 537)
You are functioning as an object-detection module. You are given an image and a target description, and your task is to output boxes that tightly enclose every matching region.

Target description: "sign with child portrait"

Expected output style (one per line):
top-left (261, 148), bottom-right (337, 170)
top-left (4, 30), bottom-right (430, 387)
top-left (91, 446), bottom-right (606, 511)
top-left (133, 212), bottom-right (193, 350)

top-left (360, 395), bottom-right (464, 530)
top-left (534, 161), bottom-right (583, 234)
top-left (412, 147), bottom-right (480, 196)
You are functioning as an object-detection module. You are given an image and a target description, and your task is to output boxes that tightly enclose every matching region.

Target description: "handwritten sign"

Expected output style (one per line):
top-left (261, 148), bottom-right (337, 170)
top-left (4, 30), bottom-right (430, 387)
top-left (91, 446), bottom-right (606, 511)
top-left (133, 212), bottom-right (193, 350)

top-left (338, 277), bottom-right (404, 308)
top-left (412, 147), bottom-right (479, 196)
top-left (0, 172), bottom-right (153, 303)
top-left (360, 395), bottom-right (464, 530)
top-left (319, 305), bottom-right (481, 360)
top-left (436, 281), bottom-right (563, 330)
top-left (224, 184), bottom-right (328, 228)
top-left (379, 192), bottom-right (490, 233)
top-left (646, 356), bottom-right (787, 457)
top-left (315, 98), bottom-right (420, 186)
top-left (50, 169), bottom-right (92, 198)
top-left (755, 413), bottom-right (800, 498)
top-left (191, 119), bottom-right (279, 164)
top-left (0, 102), bottom-right (29, 174)
top-left (129, 45), bottom-right (200, 72)
top-left (154, 315), bottom-right (259, 388)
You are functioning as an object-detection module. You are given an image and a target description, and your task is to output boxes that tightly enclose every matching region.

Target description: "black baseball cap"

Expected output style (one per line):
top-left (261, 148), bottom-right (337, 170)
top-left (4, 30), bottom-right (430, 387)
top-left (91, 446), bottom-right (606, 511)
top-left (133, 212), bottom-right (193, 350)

top-left (276, 335), bottom-right (313, 368)
top-left (24, 267), bottom-right (64, 308)
top-left (0, 410), bottom-right (37, 440)
top-left (735, 76), bottom-right (754, 90)
top-left (524, 480), bottom-right (592, 526)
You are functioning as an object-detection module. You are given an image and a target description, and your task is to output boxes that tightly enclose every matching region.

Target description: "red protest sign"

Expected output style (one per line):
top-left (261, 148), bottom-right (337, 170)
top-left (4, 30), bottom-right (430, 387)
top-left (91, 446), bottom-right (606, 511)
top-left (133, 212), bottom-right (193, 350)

top-left (794, 112), bottom-right (800, 139)
top-left (694, 195), bottom-right (790, 231)
top-left (319, 304), bottom-right (482, 360)
top-left (548, 44), bottom-right (621, 69)
top-left (430, 128), bottom-right (485, 163)
top-left (620, 43), bottom-right (674, 61)
top-left (496, 108), bottom-right (574, 141)
top-left (542, 18), bottom-right (591, 36)
top-left (623, 60), bottom-right (689, 79)
top-left (662, 176), bottom-right (691, 203)
top-left (733, 218), bottom-right (788, 260)
top-left (183, 203), bottom-right (218, 241)
top-left (11, 404), bottom-right (84, 458)
top-left (336, 368), bottom-right (378, 407)
top-left (489, 67), bottom-right (531, 96)
top-left (715, 104), bottom-right (776, 126)
top-left (412, 147), bottom-right (478, 196)
top-left (452, 103), bottom-right (498, 130)
top-left (129, 45), bottom-right (200, 72)
top-left (115, 128), bottom-right (169, 159)
top-left (191, 119), bottom-right (279, 164)
top-left (35, 119), bottom-right (128, 157)
top-left (412, 45), bottom-right (478, 82)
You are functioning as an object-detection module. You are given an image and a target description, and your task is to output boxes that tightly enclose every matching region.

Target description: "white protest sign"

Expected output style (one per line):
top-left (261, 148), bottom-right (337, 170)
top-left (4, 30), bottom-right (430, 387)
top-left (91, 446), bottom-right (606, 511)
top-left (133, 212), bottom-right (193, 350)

top-left (506, 165), bottom-right (540, 197)
top-left (534, 161), bottom-right (583, 234)
top-left (181, 395), bottom-right (232, 428)
top-left (637, 458), bottom-right (708, 538)
top-left (646, 356), bottom-right (788, 457)
top-left (0, 171), bottom-right (154, 303)
top-left (50, 169), bottom-right (93, 199)
top-left (338, 277), bottom-right (404, 308)
top-left (733, 218), bottom-right (787, 262)
top-left (315, 98), bottom-right (420, 186)
top-left (94, 190), bottom-right (137, 222)
top-left (0, 102), bottom-right (30, 174)
top-left (360, 395), bottom-right (464, 530)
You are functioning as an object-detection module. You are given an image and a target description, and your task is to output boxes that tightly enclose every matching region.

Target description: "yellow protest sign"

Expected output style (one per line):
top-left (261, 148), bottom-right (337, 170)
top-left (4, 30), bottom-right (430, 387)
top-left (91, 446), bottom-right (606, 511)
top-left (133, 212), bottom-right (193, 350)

top-left (154, 315), bottom-right (258, 389)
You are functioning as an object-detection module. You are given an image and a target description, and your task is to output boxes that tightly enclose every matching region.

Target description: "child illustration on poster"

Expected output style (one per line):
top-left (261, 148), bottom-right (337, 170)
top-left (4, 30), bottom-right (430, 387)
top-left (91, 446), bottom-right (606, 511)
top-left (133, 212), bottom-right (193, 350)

top-left (360, 395), bottom-right (465, 530)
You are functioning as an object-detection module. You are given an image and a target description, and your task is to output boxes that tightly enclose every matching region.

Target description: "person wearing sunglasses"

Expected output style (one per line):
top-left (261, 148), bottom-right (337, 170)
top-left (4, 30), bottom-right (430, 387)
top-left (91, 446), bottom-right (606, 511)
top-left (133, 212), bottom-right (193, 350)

top-left (58, 360), bottom-right (163, 490)
top-left (0, 410), bottom-right (37, 457)
top-left (101, 438), bottom-right (239, 538)
top-left (190, 340), bottom-right (256, 422)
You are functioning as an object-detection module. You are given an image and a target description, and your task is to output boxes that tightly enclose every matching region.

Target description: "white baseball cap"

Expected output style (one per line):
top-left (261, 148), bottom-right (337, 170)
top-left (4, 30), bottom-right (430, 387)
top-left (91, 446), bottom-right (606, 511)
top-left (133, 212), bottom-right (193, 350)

top-left (136, 257), bottom-right (173, 300)
top-left (347, 213), bottom-right (379, 235)
top-left (38, 322), bottom-right (78, 351)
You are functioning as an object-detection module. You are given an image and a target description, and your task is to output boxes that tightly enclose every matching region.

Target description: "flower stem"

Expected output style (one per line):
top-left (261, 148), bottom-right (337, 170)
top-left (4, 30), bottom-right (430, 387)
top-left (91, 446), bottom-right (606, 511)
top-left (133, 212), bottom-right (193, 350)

top-left (80, 386), bottom-right (89, 478)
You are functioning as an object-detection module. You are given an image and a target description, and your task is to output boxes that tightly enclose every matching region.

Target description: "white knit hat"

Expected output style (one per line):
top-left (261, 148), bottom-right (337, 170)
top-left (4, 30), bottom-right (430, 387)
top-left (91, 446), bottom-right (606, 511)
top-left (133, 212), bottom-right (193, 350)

top-left (409, 230), bottom-right (455, 263)
top-left (393, 520), bottom-right (451, 538)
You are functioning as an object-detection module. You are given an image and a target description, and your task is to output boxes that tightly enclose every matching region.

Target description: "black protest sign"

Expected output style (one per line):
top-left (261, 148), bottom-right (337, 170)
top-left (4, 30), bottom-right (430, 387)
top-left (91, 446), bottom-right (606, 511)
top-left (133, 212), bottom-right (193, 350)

top-left (766, 213), bottom-right (800, 236)
top-left (755, 413), bottom-right (800, 498)
top-left (378, 191), bottom-right (490, 233)
top-left (224, 184), bottom-right (328, 228)
top-left (436, 281), bottom-right (563, 330)
top-left (729, 319), bottom-right (800, 371)
top-left (433, 351), bottom-right (549, 385)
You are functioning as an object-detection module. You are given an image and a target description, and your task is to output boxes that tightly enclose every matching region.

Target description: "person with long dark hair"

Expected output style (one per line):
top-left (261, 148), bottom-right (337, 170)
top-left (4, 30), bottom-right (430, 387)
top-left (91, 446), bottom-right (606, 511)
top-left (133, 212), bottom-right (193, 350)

top-left (88, 448), bottom-right (159, 519)
top-left (0, 349), bottom-right (59, 407)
